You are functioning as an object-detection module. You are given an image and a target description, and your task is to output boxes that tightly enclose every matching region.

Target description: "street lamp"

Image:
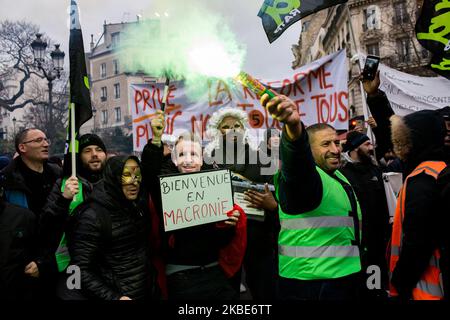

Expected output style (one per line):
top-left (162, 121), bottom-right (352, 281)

top-left (12, 117), bottom-right (16, 137)
top-left (92, 107), bottom-right (97, 133)
top-left (30, 33), bottom-right (65, 142)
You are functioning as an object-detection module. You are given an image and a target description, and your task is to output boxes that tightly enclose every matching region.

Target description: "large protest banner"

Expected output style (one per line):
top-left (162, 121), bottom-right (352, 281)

top-left (160, 169), bottom-right (233, 232)
top-left (378, 62), bottom-right (450, 116)
top-left (130, 50), bottom-right (349, 151)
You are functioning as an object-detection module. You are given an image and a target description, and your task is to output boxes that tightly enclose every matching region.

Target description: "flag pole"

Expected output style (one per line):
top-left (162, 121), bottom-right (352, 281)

top-left (345, 3), bottom-right (376, 151)
top-left (161, 75), bottom-right (170, 112)
top-left (71, 102), bottom-right (76, 177)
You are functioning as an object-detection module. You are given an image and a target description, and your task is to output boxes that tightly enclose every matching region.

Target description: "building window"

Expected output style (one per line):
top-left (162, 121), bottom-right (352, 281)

top-left (114, 83), bottom-right (120, 99)
top-left (115, 107), bottom-right (122, 123)
top-left (100, 63), bottom-right (106, 78)
top-left (113, 59), bottom-right (119, 75)
top-left (366, 43), bottom-right (380, 56)
top-left (0, 127), bottom-right (6, 140)
top-left (101, 86), bottom-right (107, 101)
top-left (394, 1), bottom-right (408, 24)
top-left (111, 32), bottom-right (120, 48)
top-left (101, 110), bottom-right (108, 125)
top-left (365, 5), bottom-right (380, 30)
top-left (396, 37), bottom-right (411, 62)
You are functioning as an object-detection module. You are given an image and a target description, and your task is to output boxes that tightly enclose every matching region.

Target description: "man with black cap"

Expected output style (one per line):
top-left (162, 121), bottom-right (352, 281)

top-left (39, 133), bottom-right (107, 299)
top-left (389, 110), bottom-right (448, 300)
top-left (341, 131), bottom-right (391, 299)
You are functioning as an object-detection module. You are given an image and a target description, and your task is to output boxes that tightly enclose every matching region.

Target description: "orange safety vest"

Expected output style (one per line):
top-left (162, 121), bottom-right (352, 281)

top-left (389, 161), bottom-right (446, 300)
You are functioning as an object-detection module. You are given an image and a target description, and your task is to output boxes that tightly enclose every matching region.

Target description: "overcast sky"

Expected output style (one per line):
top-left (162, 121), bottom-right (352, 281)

top-left (0, 0), bottom-right (302, 79)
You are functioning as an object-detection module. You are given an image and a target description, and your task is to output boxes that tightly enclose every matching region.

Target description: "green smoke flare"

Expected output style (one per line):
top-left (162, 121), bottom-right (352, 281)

top-left (119, 2), bottom-right (246, 101)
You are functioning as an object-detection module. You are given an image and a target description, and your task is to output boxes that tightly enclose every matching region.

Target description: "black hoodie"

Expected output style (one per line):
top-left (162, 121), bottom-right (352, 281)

top-left (68, 156), bottom-right (155, 300)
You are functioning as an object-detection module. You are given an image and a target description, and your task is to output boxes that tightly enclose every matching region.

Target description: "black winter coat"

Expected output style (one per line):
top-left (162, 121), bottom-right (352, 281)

top-left (0, 202), bottom-right (38, 300)
top-left (68, 156), bottom-right (155, 300)
top-left (341, 161), bottom-right (390, 270)
top-left (141, 141), bottom-right (234, 266)
top-left (366, 90), bottom-right (395, 161)
top-left (38, 176), bottom-right (100, 277)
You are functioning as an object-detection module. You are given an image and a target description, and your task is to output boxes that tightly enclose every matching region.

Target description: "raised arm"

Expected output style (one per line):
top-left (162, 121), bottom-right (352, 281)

top-left (260, 94), bottom-right (323, 214)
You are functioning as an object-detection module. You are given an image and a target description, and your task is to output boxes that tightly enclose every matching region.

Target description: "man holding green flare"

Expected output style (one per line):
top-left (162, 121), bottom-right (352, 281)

top-left (260, 93), bottom-right (362, 300)
top-left (39, 134), bottom-right (107, 299)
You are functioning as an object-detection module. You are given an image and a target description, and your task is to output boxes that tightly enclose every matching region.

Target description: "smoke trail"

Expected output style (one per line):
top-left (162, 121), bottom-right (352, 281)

top-left (119, 0), bottom-right (246, 101)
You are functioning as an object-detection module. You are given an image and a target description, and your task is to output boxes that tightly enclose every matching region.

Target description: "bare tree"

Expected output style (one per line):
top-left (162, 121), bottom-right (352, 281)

top-left (22, 76), bottom-right (69, 154)
top-left (0, 20), bottom-right (71, 154)
top-left (0, 20), bottom-right (52, 111)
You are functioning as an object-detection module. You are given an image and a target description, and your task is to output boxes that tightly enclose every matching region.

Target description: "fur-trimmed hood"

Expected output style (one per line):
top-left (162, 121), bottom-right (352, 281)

top-left (393, 110), bottom-right (447, 176)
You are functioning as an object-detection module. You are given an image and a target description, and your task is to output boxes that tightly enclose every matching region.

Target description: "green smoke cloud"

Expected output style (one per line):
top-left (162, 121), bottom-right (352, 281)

top-left (119, 0), bottom-right (246, 101)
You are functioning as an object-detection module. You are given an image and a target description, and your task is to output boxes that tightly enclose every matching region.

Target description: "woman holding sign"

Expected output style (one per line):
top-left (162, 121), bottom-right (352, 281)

top-left (141, 110), bottom-right (244, 300)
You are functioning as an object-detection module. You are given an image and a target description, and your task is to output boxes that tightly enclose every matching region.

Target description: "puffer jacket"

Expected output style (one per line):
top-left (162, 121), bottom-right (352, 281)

top-left (68, 156), bottom-right (156, 300)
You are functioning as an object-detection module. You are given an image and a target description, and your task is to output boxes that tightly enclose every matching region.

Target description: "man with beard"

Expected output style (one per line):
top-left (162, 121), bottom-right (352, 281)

top-left (39, 133), bottom-right (107, 299)
top-left (341, 131), bottom-right (390, 299)
top-left (0, 128), bottom-right (61, 299)
top-left (260, 93), bottom-right (363, 300)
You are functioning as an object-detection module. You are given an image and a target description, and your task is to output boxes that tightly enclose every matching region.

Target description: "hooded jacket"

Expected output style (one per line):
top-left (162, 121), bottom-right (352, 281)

top-left (68, 156), bottom-right (155, 300)
top-left (390, 110), bottom-right (449, 299)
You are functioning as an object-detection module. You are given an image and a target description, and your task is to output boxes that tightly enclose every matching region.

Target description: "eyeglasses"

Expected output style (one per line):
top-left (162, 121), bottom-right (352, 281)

top-left (21, 137), bottom-right (51, 145)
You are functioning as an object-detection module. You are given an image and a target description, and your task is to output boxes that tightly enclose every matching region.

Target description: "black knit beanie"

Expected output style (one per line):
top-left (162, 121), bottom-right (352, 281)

top-left (343, 131), bottom-right (370, 152)
top-left (78, 133), bottom-right (107, 153)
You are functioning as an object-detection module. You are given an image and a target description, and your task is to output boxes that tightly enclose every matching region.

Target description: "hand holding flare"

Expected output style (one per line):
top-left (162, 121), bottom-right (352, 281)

top-left (151, 110), bottom-right (165, 147)
top-left (235, 71), bottom-right (301, 141)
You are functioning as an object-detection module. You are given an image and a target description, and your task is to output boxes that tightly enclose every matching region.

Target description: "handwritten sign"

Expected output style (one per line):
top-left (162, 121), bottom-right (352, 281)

top-left (378, 62), bottom-right (450, 115)
top-left (160, 169), bottom-right (233, 231)
top-left (131, 50), bottom-right (349, 151)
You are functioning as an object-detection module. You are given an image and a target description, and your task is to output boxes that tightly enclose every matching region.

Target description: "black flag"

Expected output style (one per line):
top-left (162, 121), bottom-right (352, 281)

top-left (415, 0), bottom-right (450, 80)
top-left (258, 0), bottom-right (348, 43)
top-left (63, 0), bottom-right (93, 176)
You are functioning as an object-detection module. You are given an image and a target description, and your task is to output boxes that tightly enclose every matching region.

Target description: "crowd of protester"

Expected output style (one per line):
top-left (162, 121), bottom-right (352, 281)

top-left (1, 74), bottom-right (449, 301)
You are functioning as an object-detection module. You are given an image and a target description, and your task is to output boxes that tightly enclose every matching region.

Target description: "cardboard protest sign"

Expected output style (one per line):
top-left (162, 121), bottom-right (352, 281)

top-left (160, 169), bottom-right (233, 231)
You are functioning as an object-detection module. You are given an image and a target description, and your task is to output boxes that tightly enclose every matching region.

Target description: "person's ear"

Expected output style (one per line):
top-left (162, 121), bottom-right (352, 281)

top-left (18, 144), bottom-right (26, 154)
